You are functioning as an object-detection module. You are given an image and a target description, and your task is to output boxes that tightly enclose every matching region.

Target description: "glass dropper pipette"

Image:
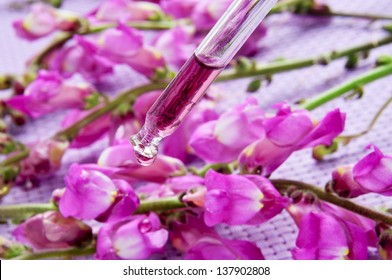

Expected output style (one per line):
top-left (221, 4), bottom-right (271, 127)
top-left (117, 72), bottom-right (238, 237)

top-left (130, 0), bottom-right (278, 166)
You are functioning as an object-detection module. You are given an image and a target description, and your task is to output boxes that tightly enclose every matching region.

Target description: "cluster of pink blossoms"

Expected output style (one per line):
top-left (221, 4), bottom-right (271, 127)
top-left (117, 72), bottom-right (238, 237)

top-left (3, 0), bottom-right (392, 260)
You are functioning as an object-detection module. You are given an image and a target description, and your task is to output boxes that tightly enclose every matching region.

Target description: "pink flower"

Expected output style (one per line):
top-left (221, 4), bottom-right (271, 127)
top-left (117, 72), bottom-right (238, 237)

top-left (239, 103), bottom-right (345, 176)
top-left (49, 38), bottom-right (114, 82)
top-left (17, 139), bottom-right (69, 186)
top-left (292, 212), bottom-right (368, 260)
top-left (329, 165), bottom-right (367, 198)
top-left (124, 46), bottom-right (166, 78)
top-left (59, 164), bottom-right (139, 222)
top-left (353, 145), bottom-right (392, 196)
top-left (49, 24), bottom-right (164, 80)
top-left (61, 108), bottom-right (112, 148)
top-left (328, 146), bottom-right (392, 197)
top-left (190, 97), bottom-right (265, 163)
top-left (6, 71), bottom-right (94, 118)
top-left (97, 143), bottom-right (186, 183)
top-left (287, 191), bottom-right (377, 259)
top-left (12, 211), bottom-right (92, 251)
top-left (152, 26), bottom-right (196, 69)
top-left (88, 0), bottom-right (164, 23)
top-left (170, 215), bottom-right (264, 260)
top-left (13, 3), bottom-right (80, 41)
top-left (203, 170), bottom-right (288, 226)
top-left (93, 23), bottom-right (144, 64)
top-left (96, 213), bottom-right (168, 260)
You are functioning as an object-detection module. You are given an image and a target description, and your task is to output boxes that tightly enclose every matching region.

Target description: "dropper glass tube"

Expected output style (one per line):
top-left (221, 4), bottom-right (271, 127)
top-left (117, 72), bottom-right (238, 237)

top-left (130, 0), bottom-right (278, 166)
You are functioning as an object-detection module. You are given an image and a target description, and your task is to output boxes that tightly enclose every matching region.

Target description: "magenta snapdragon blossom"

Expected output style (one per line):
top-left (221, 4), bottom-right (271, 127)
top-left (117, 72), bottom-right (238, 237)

top-left (330, 145), bottom-right (392, 197)
top-left (203, 170), bottom-right (288, 226)
top-left (239, 102), bottom-right (345, 176)
top-left (17, 139), bottom-right (69, 186)
top-left (292, 212), bottom-right (368, 260)
top-left (329, 165), bottom-right (366, 198)
top-left (13, 211), bottom-right (92, 251)
top-left (190, 97), bottom-right (265, 163)
top-left (287, 192), bottom-right (375, 259)
top-left (49, 24), bottom-right (164, 80)
top-left (59, 164), bottom-right (139, 222)
top-left (96, 213), bottom-right (168, 260)
top-left (6, 71), bottom-right (95, 118)
top-left (170, 215), bottom-right (264, 260)
top-left (353, 145), bottom-right (392, 195)
top-left (13, 3), bottom-right (80, 41)
top-left (49, 37), bottom-right (114, 82)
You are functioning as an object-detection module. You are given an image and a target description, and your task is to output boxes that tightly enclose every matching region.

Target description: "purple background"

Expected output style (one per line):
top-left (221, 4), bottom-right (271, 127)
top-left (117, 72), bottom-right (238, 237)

top-left (0, 0), bottom-right (392, 259)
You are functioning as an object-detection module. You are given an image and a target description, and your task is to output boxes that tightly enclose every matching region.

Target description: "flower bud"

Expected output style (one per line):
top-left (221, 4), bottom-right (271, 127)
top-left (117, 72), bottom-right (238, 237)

top-left (328, 166), bottom-right (366, 198)
top-left (13, 3), bottom-right (80, 41)
top-left (378, 229), bottom-right (392, 260)
top-left (12, 211), bottom-right (92, 251)
top-left (96, 213), bottom-right (168, 260)
top-left (353, 145), bottom-right (392, 196)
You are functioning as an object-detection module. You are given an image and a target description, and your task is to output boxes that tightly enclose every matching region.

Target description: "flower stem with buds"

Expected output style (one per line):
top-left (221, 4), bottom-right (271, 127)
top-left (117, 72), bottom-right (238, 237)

top-left (299, 62), bottom-right (392, 110)
top-left (271, 179), bottom-right (392, 225)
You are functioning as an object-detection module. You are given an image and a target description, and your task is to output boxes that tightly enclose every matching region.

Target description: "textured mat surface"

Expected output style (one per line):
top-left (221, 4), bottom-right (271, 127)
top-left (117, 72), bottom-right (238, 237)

top-left (0, 0), bottom-right (392, 260)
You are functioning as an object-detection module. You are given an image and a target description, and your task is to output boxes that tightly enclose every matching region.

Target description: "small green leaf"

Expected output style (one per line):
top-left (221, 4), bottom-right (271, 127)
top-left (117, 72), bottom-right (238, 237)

top-left (345, 53), bottom-right (359, 69)
top-left (84, 92), bottom-right (101, 110)
top-left (312, 139), bottom-right (339, 161)
top-left (247, 79), bottom-right (262, 93)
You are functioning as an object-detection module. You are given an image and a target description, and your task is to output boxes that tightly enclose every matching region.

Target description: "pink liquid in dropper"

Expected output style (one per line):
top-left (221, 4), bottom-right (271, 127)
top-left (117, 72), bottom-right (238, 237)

top-left (130, 54), bottom-right (224, 165)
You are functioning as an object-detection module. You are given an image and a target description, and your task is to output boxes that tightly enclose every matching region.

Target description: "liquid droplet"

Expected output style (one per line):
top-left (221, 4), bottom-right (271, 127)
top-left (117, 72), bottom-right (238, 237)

top-left (130, 133), bottom-right (158, 166)
top-left (134, 152), bottom-right (155, 166)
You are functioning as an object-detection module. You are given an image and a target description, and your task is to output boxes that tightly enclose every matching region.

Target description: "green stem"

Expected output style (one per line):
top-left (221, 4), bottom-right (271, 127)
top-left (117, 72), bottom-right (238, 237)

top-left (314, 10), bottom-right (392, 21)
top-left (271, 179), bottom-right (392, 225)
top-left (269, 0), bottom-right (304, 14)
top-left (0, 149), bottom-right (29, 167)
top-left (300, 63), bottom-right (392, 110)
top-left (134, 196), bottom-right (186, 214)
top-left (86, 20), bottom-right (186, 34)
top-left (269, 0), bottom-right (392, 21)
top-left (190, 163), bottom-right (232, 177)
top-left (217, 35), bottom-right (392, 82)
top-left (0, 203), bottom-right (56, 223)
top-left (0, 196), bottom-right (186, 222)
top-left (13, 245), bottom-right (96, 260)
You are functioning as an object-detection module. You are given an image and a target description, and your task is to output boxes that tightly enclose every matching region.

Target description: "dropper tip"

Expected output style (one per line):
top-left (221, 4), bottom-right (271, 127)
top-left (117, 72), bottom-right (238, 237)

top-left (130, 132), bottom-right (159, 166)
